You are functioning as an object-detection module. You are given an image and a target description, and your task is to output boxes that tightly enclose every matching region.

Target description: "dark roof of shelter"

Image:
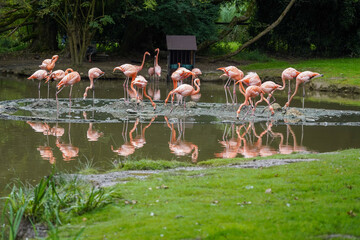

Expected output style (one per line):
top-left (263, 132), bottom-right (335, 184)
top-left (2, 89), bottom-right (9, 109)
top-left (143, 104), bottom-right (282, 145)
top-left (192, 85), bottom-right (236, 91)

top-left (166, 35), bottom-right (197, 51)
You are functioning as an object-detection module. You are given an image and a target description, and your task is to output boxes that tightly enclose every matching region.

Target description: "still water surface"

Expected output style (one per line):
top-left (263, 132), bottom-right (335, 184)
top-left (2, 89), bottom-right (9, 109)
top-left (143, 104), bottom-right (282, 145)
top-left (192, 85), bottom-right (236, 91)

top-left (1, 75), bottom-right (360, 194)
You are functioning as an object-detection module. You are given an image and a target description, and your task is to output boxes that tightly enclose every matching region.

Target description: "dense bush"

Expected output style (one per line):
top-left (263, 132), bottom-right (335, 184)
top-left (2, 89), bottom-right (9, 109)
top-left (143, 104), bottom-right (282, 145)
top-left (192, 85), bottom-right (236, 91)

top-left (250, 0), bottom-right (360, 57)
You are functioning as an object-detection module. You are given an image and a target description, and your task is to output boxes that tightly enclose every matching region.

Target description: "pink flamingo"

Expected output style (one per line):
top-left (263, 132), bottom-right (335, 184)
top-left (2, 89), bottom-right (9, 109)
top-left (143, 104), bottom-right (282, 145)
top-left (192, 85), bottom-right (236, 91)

top-left (238, 72), bottom-right (262, 93)
top-left (191, 68), bottom-right (202, 86)
top-left (39, 55), bottom-right (59, 73)
top-left (83, 67), bottom-right (105, 100)
top-left (284, 71), bottom-right (323, 109)
top-left (217, 66), bottom-right (244, 105)
top-left (148, 67), bottom-right (154, 80)
top-left (45, 69), bottom-right (65, 98)
top-left (113, 51), bottom-right (150, 103)
top-left (45, 70), bottom-right (65, 83)
top-left (171, 63), bottom-right (195, 89)
top-left (28, 69), bottom-right (48, 99)
top-left (165, 78), bottom-right (200, 112)
top-left (261, 81), bottom-right (282, 104)
top-left (236, 85), bottom-right (274, 119)
top-left (154, 48), bottom-right (161, 80)
top-left (279, 67), bottom-right (301, 101)
top-left (130, 75), bottom-right (156, 110)
top-left (56, 68), bottom-right (81, 113)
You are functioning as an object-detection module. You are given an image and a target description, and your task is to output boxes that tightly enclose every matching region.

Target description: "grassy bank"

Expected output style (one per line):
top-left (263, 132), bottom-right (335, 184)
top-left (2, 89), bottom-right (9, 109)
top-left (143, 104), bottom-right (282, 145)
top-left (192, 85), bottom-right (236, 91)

top-left (242, 57), bottom-right (360, 87)
top-left (56, 149), bottom-right (360, 240)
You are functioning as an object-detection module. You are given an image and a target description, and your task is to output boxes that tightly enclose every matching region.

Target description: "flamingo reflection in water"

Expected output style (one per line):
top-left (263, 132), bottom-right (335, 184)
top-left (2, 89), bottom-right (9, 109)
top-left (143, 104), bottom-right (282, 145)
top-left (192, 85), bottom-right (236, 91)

top-left (56, 123), bottom-right (79, 162)
top-left (164, 117), bottom-right (198, 163)
top-left (111, 119), bottom-right (136, 159)
top-left (214, 123), bottom-right (241, 159)
top-left (130, 117), bottom-right (156, 150)
top-left (83, 112), bottom-right (104, 142)
top-left (270, 124), bottom-right (308, 155)
top-left (27, 121), bottom-right (56, 164)
top-left (236, 122), bottom-right (279, 158)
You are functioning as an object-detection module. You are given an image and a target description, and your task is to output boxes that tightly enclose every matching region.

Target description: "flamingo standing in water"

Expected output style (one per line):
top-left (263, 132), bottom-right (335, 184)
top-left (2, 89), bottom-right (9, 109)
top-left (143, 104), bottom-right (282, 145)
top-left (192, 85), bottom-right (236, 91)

top-left (238, 72), bottom-right (262, 93)
top-left (154, 48), bottom-right (161, 80)
top-left (56, 68), bottom-right (80, 114)
top-left (148, 67), bottom-right (154, 80)
top-left (130, 75), bottom-right (156, 110)
top-left (191, 68), bottom-right (202, 85)
top-left (284, 71), bottom-right (323, 109)
top-left (171, 64), bottom-right (195, 89)
top-left (39, 55), bottom-right (59, 72)
top-left (236, 85), bottom-right (274, 119)
top-left (113, 51), bottom-right (150, 103)
top-left (279, 67), bottom-right (301, 101)
top-left (83, 67), bottom-right (105, 100)
top-left (165, 78), bottom-right (200, 111)
top-left (261, 81), bottom-right (282, 104)
top-left (45, 70), bottom-right (65, 83)
top-left (28, 70), bottom-right (48, 99)
top-left (217, 66), bottom-right (244, 105)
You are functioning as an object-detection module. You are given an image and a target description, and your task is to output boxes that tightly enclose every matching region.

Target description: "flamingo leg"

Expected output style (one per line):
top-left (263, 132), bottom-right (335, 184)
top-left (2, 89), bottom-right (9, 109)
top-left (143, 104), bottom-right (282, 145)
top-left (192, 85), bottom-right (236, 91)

top-left (302, 83), bottom-right (307, 109)
top-left (288, 80), bottom-right (291, 101)
top-left (47, 82), bottom-right (50, 99)
top-left (224, 76), bottom-right (231, 105)
top-left (38, 81), bottom-right (41, 99)
top-left (69, 85), bottom-right (73, 113)
top-left (233, 81), bottom-right (237, 105)
top-left (56, 86), bottom-right (65, 117)
top-left (285, 81), bottom-right (300, 109)
top-left (123, 77), bottom-right (129, 103)
top-left (236, 98), bottom-right (249, 119)
top-left (143, 87), bottom-right (156, 110)
top-left (242, 104), bottom-right (253, 120)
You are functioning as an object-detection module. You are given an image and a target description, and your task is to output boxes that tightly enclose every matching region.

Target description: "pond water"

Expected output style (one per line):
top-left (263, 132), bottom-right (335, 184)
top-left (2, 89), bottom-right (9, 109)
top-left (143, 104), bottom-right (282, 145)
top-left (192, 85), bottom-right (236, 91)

top-left (1, 74), bottom-right (360, 195)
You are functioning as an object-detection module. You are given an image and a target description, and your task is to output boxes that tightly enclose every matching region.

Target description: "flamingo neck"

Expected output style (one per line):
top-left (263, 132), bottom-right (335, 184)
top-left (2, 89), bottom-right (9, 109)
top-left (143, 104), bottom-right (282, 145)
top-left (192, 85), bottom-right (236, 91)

top-left (193, 80), bottom-right (200, 94)
top-left (139, 53), bottom-right (148, 71)
top-left (155, 49), bottom-right (159, 65)
top-left (279, 76), bottom-right (286, 90)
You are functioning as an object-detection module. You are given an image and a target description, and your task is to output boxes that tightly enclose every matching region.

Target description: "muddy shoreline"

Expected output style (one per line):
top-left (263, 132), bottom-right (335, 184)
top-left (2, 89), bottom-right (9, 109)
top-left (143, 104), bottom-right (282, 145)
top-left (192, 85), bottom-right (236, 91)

top-left (73, 158), bottom-right (319, 188)
top-left (1, 98), bottom-right (360, 126)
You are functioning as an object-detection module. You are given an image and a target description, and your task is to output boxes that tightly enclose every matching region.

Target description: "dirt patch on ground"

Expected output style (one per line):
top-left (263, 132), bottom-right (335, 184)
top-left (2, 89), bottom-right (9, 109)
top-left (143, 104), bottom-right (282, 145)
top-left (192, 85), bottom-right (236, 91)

top-left (73, 158), bottom-right (319, 188)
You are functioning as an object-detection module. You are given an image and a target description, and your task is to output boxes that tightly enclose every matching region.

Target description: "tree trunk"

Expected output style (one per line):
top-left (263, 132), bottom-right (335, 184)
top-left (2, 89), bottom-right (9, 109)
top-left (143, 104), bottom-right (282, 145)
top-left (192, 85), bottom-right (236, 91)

top-left (212, 0), bottom-right (296, 62)
top-left (30, 16), bottom-right (58, 51)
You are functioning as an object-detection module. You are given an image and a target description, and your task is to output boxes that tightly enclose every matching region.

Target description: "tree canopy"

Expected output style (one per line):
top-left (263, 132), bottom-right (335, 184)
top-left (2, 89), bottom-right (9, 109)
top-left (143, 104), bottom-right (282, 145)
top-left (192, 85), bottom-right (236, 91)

top-left (250, 0), bottom-right (360, 57)
top-left (1, 0), bottom-right (360, 65)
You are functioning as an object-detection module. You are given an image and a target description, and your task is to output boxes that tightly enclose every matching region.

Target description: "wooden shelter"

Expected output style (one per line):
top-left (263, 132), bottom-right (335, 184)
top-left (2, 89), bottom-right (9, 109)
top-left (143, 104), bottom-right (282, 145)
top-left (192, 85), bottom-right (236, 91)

top-left (166, 35), bottom-right (197, 80)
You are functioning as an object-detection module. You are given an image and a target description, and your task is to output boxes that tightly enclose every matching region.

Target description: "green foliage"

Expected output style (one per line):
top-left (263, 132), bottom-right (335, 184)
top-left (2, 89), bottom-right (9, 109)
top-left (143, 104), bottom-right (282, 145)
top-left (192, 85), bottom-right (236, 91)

top-left (250, 0), bottom-right (360, 57)
top-left (0, 174), bottom-right (116, 239)
top-left (1, 194), bottom-right (28, 240)
top-left (111, 159), bottom-right (191, 171)
top-left (0, 37), bottom-right (28, 54)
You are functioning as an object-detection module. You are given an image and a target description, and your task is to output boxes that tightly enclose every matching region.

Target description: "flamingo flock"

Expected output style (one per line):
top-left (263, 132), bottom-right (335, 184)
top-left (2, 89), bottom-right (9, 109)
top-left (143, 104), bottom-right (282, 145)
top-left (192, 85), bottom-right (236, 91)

top-left (27, 51), bottom-right (323, 119)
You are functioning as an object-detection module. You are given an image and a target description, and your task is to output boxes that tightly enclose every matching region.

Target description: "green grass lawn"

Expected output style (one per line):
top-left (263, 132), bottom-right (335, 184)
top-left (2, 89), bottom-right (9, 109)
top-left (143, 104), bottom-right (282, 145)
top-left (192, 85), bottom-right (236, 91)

top-left (59, 149), bottom-right (360, 240)
top-left (242, 58), bottom-right (360, 87)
